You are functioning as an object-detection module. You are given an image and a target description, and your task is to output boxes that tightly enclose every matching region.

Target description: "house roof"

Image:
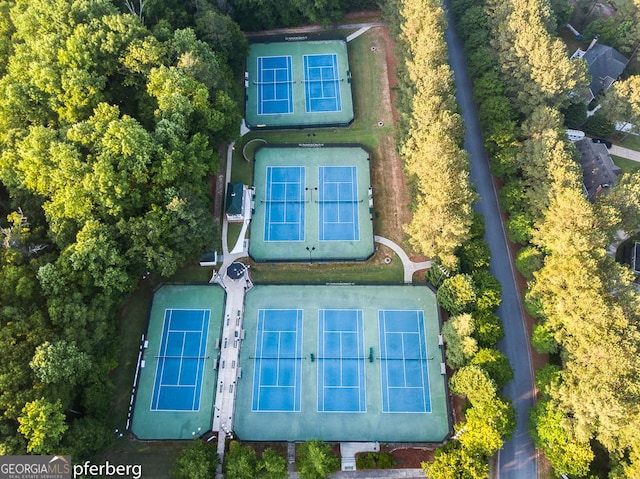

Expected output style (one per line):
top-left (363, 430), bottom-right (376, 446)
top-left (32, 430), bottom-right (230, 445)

top-left (225, 182), bottom-right (244, 215)
top-left (583, 44), bottom-right (628, 97)
top-left (574, 139), bottom-right (621, 200)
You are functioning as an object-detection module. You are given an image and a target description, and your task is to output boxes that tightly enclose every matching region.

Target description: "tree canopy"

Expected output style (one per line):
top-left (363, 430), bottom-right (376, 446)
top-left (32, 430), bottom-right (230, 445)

top-left (0, 0), bottom-right (240, 455)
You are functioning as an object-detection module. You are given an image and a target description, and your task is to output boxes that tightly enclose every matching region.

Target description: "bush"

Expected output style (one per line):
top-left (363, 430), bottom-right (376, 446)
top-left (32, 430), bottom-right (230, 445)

top-left (355, 452), bottom-right (396, 470)
top-left (473, 310), bottom-right (504, 348)
top-left (171, 440), bottom-right (219, 479)
top-left (469, 211), bottom-right (486, 240)
top-left (506, 212), bottom-right (534, 244)
top-left (296, 440), bottom-right (340, 479)
top-left (442, 313), bottom-right (478, 369)
top-left (470, 348), bottom-right (514, 390)
top-left (437, 274), bottom-right (478, 314)
top-left (515, 246), bottom-right (545, 280)
top-left (531, 322), bottom-right (559, 354)
top-left (458, 239), bottom-right (491, 273)
top-left (472, 270), bottom-right (502, 312)
top-left (583, 112), bottom-right (615, 137)
top-left (499, 179), bottom-right (527, 213)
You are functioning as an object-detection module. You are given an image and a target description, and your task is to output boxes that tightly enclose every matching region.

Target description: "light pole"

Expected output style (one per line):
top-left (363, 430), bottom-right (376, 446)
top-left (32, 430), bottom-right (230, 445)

top-left (305, 246), bottom-right (315, 264)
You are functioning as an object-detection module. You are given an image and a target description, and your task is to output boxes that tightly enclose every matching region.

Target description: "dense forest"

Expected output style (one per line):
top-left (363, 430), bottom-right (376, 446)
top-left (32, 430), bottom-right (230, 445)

top-left (452, 0), bottom-right (640, 477)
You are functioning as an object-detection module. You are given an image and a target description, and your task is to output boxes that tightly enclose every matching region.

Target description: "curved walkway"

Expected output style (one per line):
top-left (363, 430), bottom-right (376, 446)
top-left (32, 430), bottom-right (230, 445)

top-left (374, 235), bottom-right (432, 283)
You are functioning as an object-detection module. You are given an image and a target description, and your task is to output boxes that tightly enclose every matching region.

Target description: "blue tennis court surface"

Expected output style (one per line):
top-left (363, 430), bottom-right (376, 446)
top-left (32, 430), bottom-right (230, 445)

top-left (318, 166), bottom-right (359, 241)
top-left (379, 310), bottom-right (431, 413)
top-left (257, 56), bottom-right (293, 115)
top-left (264, 166), bottom-right (305, 242)
top-left (318, 309), bottom-right (366, 412)
top-left (304, 54), bottom-right (342, 113)
top-left (151, 309), bottom-right (210, 411)
top-left (252, 309), bottom-right (303, 412)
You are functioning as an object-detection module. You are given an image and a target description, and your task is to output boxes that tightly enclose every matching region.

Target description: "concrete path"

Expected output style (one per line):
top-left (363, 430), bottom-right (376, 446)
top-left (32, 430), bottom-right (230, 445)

top-left (245, 21), bottom-right (386, 38)
top-left (340, 442), bottom-right (379, 471)
top-left (289, 469), bottom-right (426, 479)
top-left (346, 26), bottom-right (371, 42)
top-left (374, 235), bottom-right (432, 283)
top-left (609, 144), bottom-right (640, 162)
top-left (444, 2), bottom-right (538, 478)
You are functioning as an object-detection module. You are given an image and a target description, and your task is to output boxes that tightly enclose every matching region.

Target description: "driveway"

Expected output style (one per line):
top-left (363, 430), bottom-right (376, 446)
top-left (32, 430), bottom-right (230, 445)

top-left (444, 2), bottom-right (538, 478)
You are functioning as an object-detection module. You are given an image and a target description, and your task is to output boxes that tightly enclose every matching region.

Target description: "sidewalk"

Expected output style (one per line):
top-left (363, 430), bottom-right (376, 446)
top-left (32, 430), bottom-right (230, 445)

top-left (609, 144), bottom-right (640, 163)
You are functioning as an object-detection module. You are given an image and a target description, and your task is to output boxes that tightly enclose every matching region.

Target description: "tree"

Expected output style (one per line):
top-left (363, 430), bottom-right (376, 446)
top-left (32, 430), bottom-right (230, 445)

top-left (458, 239), bottom-right (490, 273)
top-left (437, 274), bottom-right (477, 314)
top-left (224, 441), bottom-right (257, 479)
top-left (530, 322), bottom-right (559, 354)
top-left (600, 171), bottom-right (640, 235)
top-left (470, 348), bottom-right (514, 390)
top-left (530, 399), bottom-right (594, 477)
top-left (17, 398), bottom-right (68, 454)
top-left (471, 270), bottom-right (502, 312)
top-left (423, 443), bottom-right (489, 479)
top-left (30, 340), bottom-right (91, 386)
top-left (450, 365), bottom-right (497, 406)
top-left (442, 313), bottom-right (478, 369)
top-left (256, 448), bottom-right (288, 479)
top-left (515, 246), bottom-right (544, 280)
top-left (171, 440), bottom-right (219, 479)
top-left (472, 310), bottom-right (504, 348)
top-left (296, 440), bottom-right (340, 479)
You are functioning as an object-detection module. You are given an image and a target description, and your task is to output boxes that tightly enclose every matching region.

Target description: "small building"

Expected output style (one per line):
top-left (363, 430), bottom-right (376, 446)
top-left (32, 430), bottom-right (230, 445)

top-left (571, 38), bottom-right (628, 102)
top-left (574, 139), bottom-right (621, 200)
top-left (225, 182), bottom-right (247, 222)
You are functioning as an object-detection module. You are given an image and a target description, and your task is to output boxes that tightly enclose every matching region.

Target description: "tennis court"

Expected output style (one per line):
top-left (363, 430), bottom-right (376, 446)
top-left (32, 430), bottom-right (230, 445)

top-left (257, 56), bottom-right (293, 115)
top-left (303, 54), bottom-right (342, 113)
top-left (252, 309), bottom-right (303, 412)
top-left (317, 309), bottom-right (366, 412)
top-left (131, 285), bottom-right (225, 440)
top-left (234, 285), bottom-right (450, 442)
top-left (249, 146), bottom-right (374, 262)
top-left (379, 310), bottom-right (431, 413)
top-left (318, 166), bottom-right (359, 241)
top-left (151, 309), bottom-right (210, 411)
top-left (263, 166), bottom-right (305, 242)
top-left (245, 40), bottom-right (354, 129)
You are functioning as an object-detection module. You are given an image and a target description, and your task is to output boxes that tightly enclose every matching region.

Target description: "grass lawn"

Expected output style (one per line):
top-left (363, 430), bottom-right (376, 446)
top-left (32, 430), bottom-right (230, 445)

top-left (248, 244), bottom-right (404, 283)
top-left (612, 155), bottom-right (640, 174)
top-left (615, 134), bottom-right (640, 152)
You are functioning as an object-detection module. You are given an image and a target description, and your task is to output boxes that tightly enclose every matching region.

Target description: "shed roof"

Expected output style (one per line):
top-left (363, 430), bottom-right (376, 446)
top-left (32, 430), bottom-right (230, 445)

top-left (225, 182), bottom-right (244, 215)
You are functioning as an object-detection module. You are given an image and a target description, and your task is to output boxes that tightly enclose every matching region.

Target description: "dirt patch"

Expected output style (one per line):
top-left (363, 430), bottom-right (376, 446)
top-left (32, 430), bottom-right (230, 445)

top-left (380, 444), bottom-right (435, 468)
top-left (368, 27), bottom-right (412, 247)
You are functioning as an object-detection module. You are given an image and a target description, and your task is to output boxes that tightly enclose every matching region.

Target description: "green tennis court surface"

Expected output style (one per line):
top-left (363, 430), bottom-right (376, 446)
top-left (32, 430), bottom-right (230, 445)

top-left (246, 40), bottom-right (354, 129)
top-left (249, 145), bottom-right (374, 262)
top-left (131, 285), bottom-right (225, 440)
top-left (234, 285), bottom-right (450, 442)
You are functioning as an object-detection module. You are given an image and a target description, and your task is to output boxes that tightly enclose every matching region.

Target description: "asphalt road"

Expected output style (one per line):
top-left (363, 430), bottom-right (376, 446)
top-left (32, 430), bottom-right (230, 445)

top-left (443, 3), bottom-right (539, 478)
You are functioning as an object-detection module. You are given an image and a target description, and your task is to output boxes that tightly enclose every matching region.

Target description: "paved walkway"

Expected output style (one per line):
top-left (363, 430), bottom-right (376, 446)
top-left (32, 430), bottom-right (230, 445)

top-left (374, 235), bottom-right (432, 283)
top-left (609, 144), bottom-right (640, 162)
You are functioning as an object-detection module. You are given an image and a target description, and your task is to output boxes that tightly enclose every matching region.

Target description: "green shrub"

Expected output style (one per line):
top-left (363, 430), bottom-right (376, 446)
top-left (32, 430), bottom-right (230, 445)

top-left (506, 212), bottom-right (534, 245)
top-left (472, 310), bottom-right (504, 348)
top-left (472, 270), bottom-right (502, 312)
top-left (531, 322), bottom-right (559, 354)
top-left (470, 348), bottom-right (514, 390)
top-left (583, 112), bottom-right (615, 137)
top-left (499, 179), bottom-right (527, 213)
top-left (356, 452), bottom-right (396, 470)
top-left (458, 239), bottom-right (491, 273)
top-left (515, 246), bottom-right (544, 280)
top-left (437, 274), bottom-right (478, 314)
